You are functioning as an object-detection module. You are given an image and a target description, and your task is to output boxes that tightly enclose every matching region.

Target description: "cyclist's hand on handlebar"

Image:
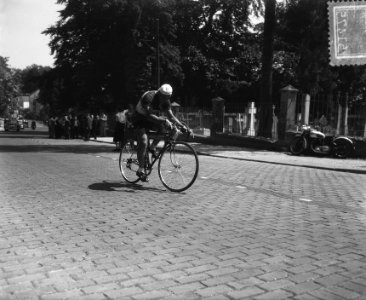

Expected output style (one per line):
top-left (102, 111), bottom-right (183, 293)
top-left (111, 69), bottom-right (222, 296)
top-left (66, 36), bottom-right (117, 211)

top-left (180, 125), bottom-right (188, 133)
top-left (180, 125), bottom-right (193, 136)
top-left (165, 119), bottom-right (173, 129)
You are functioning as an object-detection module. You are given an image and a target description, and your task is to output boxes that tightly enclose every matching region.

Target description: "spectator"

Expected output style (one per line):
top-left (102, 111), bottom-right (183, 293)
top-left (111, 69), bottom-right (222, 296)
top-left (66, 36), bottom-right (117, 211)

top-left (71, 115), bottom-right (79, 139)
top-left (113, 106), bottom-right (129, 151)
top-left (54, 117), bottom-right (60, 139)
top-left (99, 112), bottom-right (108, 137)
top-left (78, 114), bottom-right (85, 138)
top-left (64, 115), bottom-right (71, 139)
top-left (85, 113), bottom-right (93, 141)
top-left (56, 116), bottom-right (65, 139)
top-left (92, 114), bottom-right (99, 140)
top-left (48, 116), bottom-right (56, 138)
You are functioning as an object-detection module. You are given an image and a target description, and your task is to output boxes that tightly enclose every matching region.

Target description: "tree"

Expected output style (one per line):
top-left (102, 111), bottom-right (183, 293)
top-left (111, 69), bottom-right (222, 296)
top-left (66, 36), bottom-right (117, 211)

top-left (20, 65), bottom-right (51, 94)
top-left (173, 0), bottom-right (262, 107)
top-left (257, 0), bottom-right (276, 138)
top-left (43, 0), bottom-right (264, 112)
top-left (37, 68), bottom-right (65, 115)
top-left (0, 56), bottom-right (21, 116)
top-left (44, 0), bottom-right (182, 111)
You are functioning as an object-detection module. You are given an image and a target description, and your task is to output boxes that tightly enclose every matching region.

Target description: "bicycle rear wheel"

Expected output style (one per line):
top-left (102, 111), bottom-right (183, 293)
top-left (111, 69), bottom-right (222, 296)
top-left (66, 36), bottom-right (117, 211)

top-left (158, 142), bottom-right (199, 192)
top-left (119, 140), bottom-right (140, 183)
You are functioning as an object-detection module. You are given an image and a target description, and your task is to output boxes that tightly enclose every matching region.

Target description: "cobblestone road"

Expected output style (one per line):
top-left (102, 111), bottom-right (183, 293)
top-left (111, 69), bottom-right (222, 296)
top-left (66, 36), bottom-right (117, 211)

top-left (1, 131), bottom-right (366, 300)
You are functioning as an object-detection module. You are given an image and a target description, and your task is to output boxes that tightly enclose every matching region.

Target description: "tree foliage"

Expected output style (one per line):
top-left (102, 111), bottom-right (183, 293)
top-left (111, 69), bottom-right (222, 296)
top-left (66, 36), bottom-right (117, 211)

top-left (44, 0), bottom-right (183, 111)
top-left (20, 65), bottom-right (51, 94)
top-left (42, 0), bottom-right (263, 112)
top-left (173, 0), bottom-right (262, 107)
top-left (0, 57), bottom-right (21, 116)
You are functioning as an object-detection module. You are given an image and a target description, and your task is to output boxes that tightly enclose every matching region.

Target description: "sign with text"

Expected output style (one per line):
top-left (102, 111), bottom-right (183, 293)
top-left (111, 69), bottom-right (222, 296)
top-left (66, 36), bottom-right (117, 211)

top-left (328, 1), bottom-right (366, 66)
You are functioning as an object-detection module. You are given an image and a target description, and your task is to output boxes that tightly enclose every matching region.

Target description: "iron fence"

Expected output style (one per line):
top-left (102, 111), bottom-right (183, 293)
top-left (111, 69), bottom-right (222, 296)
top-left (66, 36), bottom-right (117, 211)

top-left (295, 92), bottom-right (366, 137)
top-left (175, 109), bottom-right (255, 136)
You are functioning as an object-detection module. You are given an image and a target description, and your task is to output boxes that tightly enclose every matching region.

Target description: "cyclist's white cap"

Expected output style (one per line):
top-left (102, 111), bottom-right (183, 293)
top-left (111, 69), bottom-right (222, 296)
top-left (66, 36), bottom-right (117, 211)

top-left (158, 84), bottom-right (173, 96)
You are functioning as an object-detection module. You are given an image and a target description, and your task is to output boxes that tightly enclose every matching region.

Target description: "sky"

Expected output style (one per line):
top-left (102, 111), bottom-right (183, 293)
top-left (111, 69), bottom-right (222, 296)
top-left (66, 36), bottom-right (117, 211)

top-left (0, 0), bottom-right (63, 69)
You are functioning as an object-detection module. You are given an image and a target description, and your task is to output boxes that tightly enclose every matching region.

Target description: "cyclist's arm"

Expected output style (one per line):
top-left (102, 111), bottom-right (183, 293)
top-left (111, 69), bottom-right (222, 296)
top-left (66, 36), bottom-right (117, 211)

top-left (166, 109), bottom-right (184, 128)
top-left (137, 100), bottom-right (167, 125)
top-left (146, 113), bottom-right (168, 125)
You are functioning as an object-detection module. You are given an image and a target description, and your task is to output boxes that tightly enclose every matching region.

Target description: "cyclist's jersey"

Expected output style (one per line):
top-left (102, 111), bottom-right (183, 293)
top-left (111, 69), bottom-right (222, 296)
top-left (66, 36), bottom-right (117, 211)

top-left (136, 90), bottom-right (171, 116)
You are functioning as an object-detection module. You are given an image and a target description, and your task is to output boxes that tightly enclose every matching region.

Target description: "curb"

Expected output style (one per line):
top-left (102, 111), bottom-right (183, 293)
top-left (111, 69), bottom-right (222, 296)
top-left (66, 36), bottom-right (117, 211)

top-left (196, 151), bottom-right (366, 175)
top-left (95, 137), bottom-right (366, 175)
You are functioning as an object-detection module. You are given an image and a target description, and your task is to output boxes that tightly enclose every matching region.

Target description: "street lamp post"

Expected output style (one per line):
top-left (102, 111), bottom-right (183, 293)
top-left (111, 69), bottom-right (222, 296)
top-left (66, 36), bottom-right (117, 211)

top-left (156, 18), bottom-right (160, 88)
top-left (136, 18), bottom-right (160, 88)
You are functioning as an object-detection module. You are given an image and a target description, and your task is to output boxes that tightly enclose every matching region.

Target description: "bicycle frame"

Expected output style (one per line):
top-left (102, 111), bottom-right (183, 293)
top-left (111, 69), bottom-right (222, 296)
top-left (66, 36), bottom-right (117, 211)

top-left (120, 124), bottom-right (198, 192)
top-left (144, 123), bottom-right (189, 174)
top-left (144, 134), bottom-right (173, 175)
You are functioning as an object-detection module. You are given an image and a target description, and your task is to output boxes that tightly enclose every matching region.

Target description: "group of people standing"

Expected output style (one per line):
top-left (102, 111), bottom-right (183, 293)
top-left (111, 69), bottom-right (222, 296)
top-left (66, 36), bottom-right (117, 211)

top-left (48, 113), bottom-right (108, 140)
top-left (47, 108), bottom-right (132, 146)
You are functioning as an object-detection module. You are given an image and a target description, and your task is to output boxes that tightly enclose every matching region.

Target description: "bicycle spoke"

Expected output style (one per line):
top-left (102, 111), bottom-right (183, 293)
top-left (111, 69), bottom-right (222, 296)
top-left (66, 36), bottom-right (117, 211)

top-left (169, 152), bottom-right (189, 184)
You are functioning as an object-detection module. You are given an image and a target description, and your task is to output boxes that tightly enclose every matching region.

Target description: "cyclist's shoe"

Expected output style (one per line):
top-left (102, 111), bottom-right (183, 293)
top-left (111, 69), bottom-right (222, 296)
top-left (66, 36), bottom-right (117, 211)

top-left (148, 146), bottom-right (158, 159)
top-left (136, 171), bottom-right (149, 182)
top-left (150, 148), bottom-right (158, 159)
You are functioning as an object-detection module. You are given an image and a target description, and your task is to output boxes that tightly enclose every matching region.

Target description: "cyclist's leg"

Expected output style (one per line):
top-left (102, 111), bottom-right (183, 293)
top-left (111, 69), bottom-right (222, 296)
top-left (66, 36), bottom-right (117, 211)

top-left (150, 123), bottom-right (165, 153)
top-left (136, 128), bottom-right (148, 171)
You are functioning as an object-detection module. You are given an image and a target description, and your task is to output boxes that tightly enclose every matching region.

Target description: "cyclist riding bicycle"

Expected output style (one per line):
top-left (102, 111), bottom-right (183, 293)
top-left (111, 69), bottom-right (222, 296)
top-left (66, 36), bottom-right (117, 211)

top-left (132, 83), bottom-right (186, 182)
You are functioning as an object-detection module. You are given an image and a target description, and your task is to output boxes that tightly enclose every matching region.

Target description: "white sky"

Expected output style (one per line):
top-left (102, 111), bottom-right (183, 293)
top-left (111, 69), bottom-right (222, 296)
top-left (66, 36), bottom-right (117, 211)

top-left (0, 0), bottom-right (63, 69)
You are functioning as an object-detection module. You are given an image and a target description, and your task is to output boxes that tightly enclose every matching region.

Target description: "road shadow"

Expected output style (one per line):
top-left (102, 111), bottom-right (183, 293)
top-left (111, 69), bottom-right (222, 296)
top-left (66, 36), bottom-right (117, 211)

top-left (194, 145), bottom-right (272, 154)
top-left (88, 180), bottom-right (165, 193)
top-left (0, 131), bottom-right (115, 153)
top-left (0, 131), bottom-right (48, 139)
top-left (0, 144), bottom-right (114, 154)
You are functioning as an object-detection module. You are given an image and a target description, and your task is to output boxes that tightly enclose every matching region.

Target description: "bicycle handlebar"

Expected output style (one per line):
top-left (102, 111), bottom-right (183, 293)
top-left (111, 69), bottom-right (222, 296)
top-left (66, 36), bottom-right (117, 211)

top-left (168, 124), bottom-right (194, 140)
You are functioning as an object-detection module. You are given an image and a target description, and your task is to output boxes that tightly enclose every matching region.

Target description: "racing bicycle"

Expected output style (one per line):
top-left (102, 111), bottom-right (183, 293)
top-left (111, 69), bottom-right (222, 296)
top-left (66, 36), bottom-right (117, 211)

top-left (119, 125), bottom-right (199, 192)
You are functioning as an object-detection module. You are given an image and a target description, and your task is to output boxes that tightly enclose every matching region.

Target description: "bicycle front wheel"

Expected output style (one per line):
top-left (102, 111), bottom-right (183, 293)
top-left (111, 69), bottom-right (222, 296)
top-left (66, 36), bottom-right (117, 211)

top-left (119, 140), bottom-right (140, 183)
top-left (158, 142), bottom-right (199, 192)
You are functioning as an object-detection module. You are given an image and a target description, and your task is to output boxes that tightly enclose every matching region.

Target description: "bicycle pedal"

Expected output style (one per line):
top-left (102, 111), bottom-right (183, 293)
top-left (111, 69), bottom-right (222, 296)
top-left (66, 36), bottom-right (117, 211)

top-left (136, 171), bottom-right (149, 182)
top-left (149, 149), bottom-right (158, 159)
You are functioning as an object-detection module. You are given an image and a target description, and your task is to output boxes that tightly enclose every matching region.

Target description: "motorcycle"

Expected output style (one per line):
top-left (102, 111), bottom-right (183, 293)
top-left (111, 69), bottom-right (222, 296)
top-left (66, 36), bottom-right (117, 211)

top-left (289, 125), bottom-right (354, 158)
top-left (31, 121), bottom-right (36, 130)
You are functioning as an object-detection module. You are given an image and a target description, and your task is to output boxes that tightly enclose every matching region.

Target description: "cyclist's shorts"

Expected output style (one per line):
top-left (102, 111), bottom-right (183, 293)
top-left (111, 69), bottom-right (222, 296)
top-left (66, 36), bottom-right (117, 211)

top-left (131, 113), bottom-right (162, 132)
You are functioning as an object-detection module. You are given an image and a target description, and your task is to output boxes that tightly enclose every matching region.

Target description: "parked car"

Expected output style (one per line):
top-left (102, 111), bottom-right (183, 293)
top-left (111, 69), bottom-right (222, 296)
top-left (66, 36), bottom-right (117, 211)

top-left (17, 119), bottom-right (24, 130)
top-left (4, 119), bottom-right (20, 131)
top-left (0, 118), bottom-right (4, 131)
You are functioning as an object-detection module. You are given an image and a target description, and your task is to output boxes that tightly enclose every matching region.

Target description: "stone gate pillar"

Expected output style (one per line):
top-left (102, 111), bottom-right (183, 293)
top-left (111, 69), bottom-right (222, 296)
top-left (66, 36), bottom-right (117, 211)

top-left (301, 94), bottom-right (310, 125)
top-left (211, 97), bottom-right (225, 136)
top-left (279, 85), bottom-right (298, 139)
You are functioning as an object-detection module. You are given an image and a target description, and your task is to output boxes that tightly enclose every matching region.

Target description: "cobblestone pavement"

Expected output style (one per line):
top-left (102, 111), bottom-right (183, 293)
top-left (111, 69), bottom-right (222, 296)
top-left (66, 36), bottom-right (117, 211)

top-left (1, 130), bottom-right (366, 300)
